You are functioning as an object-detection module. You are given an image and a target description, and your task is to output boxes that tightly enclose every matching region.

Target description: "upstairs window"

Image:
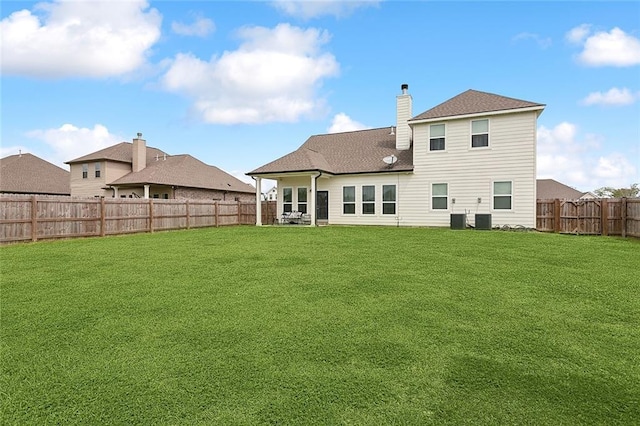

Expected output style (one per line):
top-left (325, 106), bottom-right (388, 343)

top-left (82, 164), bottom-right (88, 179)
top-left (432, 183), bottom-right (448, 210)
top-left (493, 181), bottom-right (512, 210)
top-left (362, 185), bottom-right (375, 214)
top-left (471, 119), bottom-right (489, 148)
top-left (429, 124), bottom-right (445, 151)
top-left (382, 185), bottom-right (396, 215)
top-left (297, 187), bottom-right (308, 213)
top-left (343, 186), bottom-right (355, 214)
top-left (282, 187), bottom-right (293, 213)
top-left (95, 162), bottom-right (101, 178)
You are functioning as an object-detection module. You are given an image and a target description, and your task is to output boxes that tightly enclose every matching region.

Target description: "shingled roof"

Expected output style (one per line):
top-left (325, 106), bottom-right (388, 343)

top-left (249, 127), bottom-right (413, 175)
top-left (1, 153), bottom-right (70, 195)
top-left (66, 142), bottom-right (166, 164)
top-left (537, 179), bottom-right (586, 200)
top-left (410, 89), bottom-right (545, 121)
top-left (110, 154), bottom-right (255, 193)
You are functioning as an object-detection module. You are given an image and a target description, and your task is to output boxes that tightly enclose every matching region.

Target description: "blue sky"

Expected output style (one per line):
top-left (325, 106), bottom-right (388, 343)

top-left (1, 0), bottom-right (639, 193)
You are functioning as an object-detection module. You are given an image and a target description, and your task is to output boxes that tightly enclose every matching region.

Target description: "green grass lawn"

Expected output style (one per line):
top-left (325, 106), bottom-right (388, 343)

top-left (1, 226), bottom-right (638, 425)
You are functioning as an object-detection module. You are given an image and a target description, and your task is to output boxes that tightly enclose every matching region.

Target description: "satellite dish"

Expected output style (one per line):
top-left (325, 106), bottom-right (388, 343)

top-left (383, 155), bottom-right (398, 166)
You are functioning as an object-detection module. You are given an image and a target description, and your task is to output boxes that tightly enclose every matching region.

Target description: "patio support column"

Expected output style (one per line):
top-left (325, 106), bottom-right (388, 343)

top-left (255, 177), bottom-right (262, 226)
top-left (310, 173), bottom-right (317, 226)
top-left (143, 184), bottom-right (150, 199)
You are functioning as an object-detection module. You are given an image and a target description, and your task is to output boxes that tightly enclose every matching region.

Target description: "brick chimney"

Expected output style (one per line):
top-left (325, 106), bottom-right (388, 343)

top-left (396, 84), bottom-right (412, 150)
top-left (132, 133), bottom-right (146, 172)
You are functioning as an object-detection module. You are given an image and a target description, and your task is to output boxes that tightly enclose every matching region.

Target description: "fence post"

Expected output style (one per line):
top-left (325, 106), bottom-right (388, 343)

top-left (600, 198), bottom-right (608, 236)
top-left (31, 195), bottom-right (37, 242)
top-left (100, 197), bottom-right (106, 237)
top-left (237, 200), bottom-right (241, 225)
top-left (149, 199), bottom-right (154, 233)
top-left (621, 197), bottom-right (627, 238)
top-left (186, 200), bottom-right (190, 229)
top-left (553, 199), bottom-right (561, 233)
top-left (215, 202), bottom-right (219, 227)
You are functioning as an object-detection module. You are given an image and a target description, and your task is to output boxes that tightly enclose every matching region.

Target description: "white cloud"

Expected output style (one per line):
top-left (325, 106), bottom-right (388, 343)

top-left (567, 25), bottom-right (640, 67)
top-left (160, 23), bottom-right (339, 124)
top-left (171, 15), bottom-right (215, 37)
top-left (26, 124), bottom-right (122, 167)
top-left (512, 32), bottom-right (552, 49)
top-left (537, 122), bottom-right (638, 191)
top-left (328, 113), bottom-right (368, 133)
top-left (270, 0), bottom-right (380, 19)
top-left (565, 24), bottom-right (591, 44)
top-left (0, 0), bottom-right (161, 78)
top-left (581, 87), bottom-right (638, 106)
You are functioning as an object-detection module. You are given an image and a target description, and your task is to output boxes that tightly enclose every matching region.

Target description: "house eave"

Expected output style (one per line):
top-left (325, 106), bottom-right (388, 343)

top-left (408, 105), bottom-right (545, 125)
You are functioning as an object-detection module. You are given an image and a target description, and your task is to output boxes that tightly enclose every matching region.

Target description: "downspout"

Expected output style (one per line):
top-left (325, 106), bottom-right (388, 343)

top-left (314, 171), bottom-right (322, 226)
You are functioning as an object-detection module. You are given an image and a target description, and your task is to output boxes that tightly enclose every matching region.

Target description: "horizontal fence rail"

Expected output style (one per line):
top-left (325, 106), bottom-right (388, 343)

top-left (536, 198), bottom-right (640, 238)
top-left (1, 195), bottom-right (275, 244)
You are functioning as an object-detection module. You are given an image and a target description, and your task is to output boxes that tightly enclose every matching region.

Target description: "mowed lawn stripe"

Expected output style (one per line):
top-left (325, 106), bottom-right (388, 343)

top-left (1, 227), bottom-right (638, 424)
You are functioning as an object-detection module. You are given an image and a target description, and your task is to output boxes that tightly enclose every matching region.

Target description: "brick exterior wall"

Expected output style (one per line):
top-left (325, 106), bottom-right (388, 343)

top-left (174, 187), bottom-right (255, 202)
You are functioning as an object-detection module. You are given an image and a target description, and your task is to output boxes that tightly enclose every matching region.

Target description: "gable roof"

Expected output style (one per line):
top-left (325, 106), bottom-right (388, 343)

top-left (110, 154), bottom-right (255, 193)
top-left (249, 127), bottom-right (413, 175)
top-left (537, 179), bottom-right (585, 199)
top-left (66, 142), bottom-right (166, 164)
top-left (410, 89), bottom-right (545, 122)
top-left (1, 153), bottom-right (70, 195)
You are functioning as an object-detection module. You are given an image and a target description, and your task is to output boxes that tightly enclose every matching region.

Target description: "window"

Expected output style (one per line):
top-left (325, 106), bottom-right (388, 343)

top-left (153, 194), bottom-right (159, 199)
top-left (382, 185), bottom-right (396, 215)
top-left (82, 164), bottom-right (88, 179)
top-left (362, 185), bottom-right (375, 214)
top-left (94, 162), bottom-right (101, 178)
top-left (494, 181), bottom-right (512, 210)
top-left (432, 183), bottom-right (448, 210)
top-left (471, 119), bottom-right (489, 147)
top-left (297, 187), bottom-right (308, 213)
top-left (343, 186), bottom-right (355, 214)
top-left (283, 187), bottom-right (293, 213)
top-left (163, 194), bottom-right (169, 199)
top-left (430, 124), bottom-right (445, 151)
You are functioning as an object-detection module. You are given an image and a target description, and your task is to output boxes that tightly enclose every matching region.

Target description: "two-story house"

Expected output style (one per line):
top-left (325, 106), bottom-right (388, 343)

top-left (248, 85), bottom-right (545, 228)
top-left (66, 134), bottom-right (255, 201)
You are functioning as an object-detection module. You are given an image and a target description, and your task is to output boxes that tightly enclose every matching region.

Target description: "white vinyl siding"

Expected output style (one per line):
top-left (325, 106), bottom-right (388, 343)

top-left (272, 110), bottom-right (538, 228)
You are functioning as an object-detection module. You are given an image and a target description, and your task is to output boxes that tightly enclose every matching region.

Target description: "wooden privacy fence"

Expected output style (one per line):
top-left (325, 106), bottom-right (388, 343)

top-left (536, 198), bottom-right (640, 237)
top-left (0, 195), bottom-right (272, 244)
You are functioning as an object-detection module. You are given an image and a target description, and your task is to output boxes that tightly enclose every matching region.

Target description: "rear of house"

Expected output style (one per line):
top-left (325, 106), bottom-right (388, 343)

top-left (248, 85), bottom-right (544, 228)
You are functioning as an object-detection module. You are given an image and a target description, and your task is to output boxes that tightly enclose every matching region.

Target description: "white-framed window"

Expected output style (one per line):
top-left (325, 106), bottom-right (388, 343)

top-left (493, 181), bottom-right (512, 210)
top-left (95, 162), bottom-right (101, 178)
top-left (429, 124), bottom-right (445, 151)
top-left (297, 187), bottom-right (308, 213)
top-left (432, 183), bottom-right (448, 210)
top-left (282, 187), bottom-right (293, 213)
top-left (382, 185), bottom-right (396, 215)
top-left (343, 186), bottom-right (355, 214)
top-left (82, 163), bottom-right (88, 179)
top-left (471, 119), bottom-right (489, 148)
top-left (362, 185), bottom-right (375, 214)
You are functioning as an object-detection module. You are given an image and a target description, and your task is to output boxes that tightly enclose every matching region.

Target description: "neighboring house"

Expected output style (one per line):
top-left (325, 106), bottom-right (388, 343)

top-left (536, 179), bottom-right (595, 200)
top-left (248, 85), bottom-right (545, 228)
top-left (263, 186), bottom-right (278, 201)
top-left (0, 152), bottom-right (70, 195)
top-left (66, 134), bottom-right (255, 201)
